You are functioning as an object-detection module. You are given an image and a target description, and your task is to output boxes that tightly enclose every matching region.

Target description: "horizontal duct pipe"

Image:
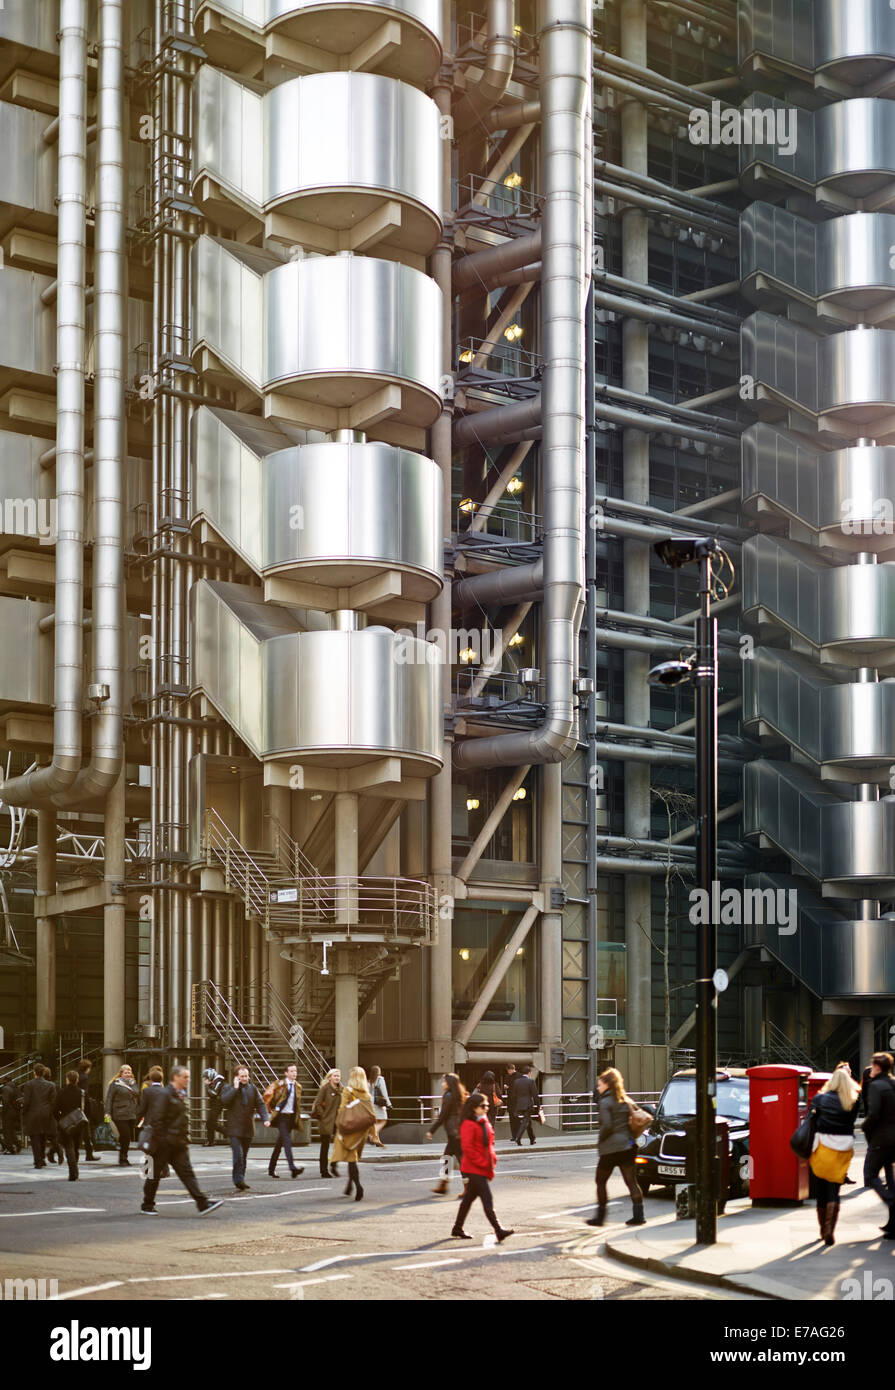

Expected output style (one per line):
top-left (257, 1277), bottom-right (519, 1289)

top-left (485, 99), bottom-right (541, 131)
top-left (593, 158), bottom-right (738, 224)
top-left (596, 626), bottom-right (742, 666)
top-left (596, 855), bottom-right (742, 877)
top-left (595, 270), bottom-right (741, 330)
top-left (596, 400), bottom-right (738, 448)
top-left (593, 177), bottom-right (729, 236)
top-left (596, 833), bottom-right (747, 865)
top-left (596, 494), bottom-right (746, 539)
top-left (592, 288), bottom-right (739, 347)
top-left (594, 740), bottom-right (744, 770)
top-left (454, 230), bottom-right (541, 291)
top-left (595, 605), bottom-right (742, 647)
top-left (597, 383), bottom-right (741, 435)
top-left (592, 67), bottom-right (695, 119)
top-left (454, 558), bottom-right (543, 608)
top-left (594, 48), bottom-right (717, 109)
top-left (454, 397), bottom-right (541, 448)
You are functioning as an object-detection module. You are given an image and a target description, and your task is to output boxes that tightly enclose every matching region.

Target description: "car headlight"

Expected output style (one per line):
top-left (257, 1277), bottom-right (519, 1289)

top-left (635, 1132), bottom-right (649, 1148)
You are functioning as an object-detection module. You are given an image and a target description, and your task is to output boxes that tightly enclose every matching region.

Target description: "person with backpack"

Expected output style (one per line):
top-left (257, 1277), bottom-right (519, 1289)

top-left (863, 1050), bottom-right (895, 1238)
top-left (368, 1065), bottom-right (390, 1148)
top-left (586, 1066), bottom-right (645, 1229)
top-left (451, 1091), bottom-right (513, 1243)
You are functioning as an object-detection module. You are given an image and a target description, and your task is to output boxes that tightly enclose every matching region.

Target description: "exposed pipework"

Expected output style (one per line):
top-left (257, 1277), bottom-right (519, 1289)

top-left (454, 559), bottom-right (543, 608)
top-left (454, 396), bottom-right (542, 447)
top-left (455, 0), bottom-right (590, 769)
top-left (1, 0), bottom-right (87, 807)
top-left (453, 230), bottom-right (541, 291)
top-left (53, 0), bottom-right (126, 808)
top-left (453, 0), bottom-right (516, 135)
top-left (485, 99), bottom-right (541, 132)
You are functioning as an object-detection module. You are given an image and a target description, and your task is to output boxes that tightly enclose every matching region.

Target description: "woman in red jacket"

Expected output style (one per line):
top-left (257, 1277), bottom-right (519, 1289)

top-left (451, 1092), bottom-right (514, 1243)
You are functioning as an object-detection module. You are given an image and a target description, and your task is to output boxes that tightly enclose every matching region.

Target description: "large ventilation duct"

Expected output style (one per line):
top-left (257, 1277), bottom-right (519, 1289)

top-left (453, 0), bottom-right (516, 135)
top-left (0, 0), bottom-right (87, 807)
top-left (454, 0), bottom-right (590, 769)
top-left (453, 230), bottom-right (541, 291)
top-left (53, 0), bottom-right (126, 808)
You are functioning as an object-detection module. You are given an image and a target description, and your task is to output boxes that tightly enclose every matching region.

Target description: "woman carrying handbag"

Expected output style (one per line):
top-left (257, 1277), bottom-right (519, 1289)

top-left (807, 1068), bottom-right (860, 1246)
top-left (368, 1065), bottom-right (390, 1148)
top-left (106, 1064), bottom-right (139, 1166)
top-left (587, 1067), bottom-right (646, 1228)
top-left (426, 1073), bottom-right (468, 1195)
top-left (332, 1066), bottom-right (377, 1201)
top-left (55, 1070), bottom-right (86, 1181)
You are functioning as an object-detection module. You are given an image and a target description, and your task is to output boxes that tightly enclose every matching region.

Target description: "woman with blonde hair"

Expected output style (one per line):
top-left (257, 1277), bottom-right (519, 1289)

top-left (105, 1063), bottom-right (139, 1166)
top-left (808, 1066), bottom-right (860, 1245)
top-left (586, 1066), bottom-right (644, 1228)
top-left (332, 1065), bottom-right (376, 1201)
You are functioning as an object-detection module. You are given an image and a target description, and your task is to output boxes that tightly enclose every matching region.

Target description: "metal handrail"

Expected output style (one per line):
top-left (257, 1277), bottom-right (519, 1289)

top-left (193, 979), bottom-right (280, 1084)
top-left (384, 1090), bottom-right (663, 1131)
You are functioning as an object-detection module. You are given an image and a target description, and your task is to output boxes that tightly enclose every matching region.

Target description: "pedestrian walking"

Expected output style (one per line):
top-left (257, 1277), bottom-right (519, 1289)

top-left (832, 1062), bottom-right (857, 1183)
top-left (451, 1091), bottom-right (513, 1243)
top-left (863, 1050), bottom-right (895, 1238)
top-left (137, 1066), bottom-right (170, 1181)
top-left (474, 1070), bottom-right (503, 1133)
top-left (586, 1067), bottom-right (644, 1228)
top-left (368, 1065), bottom-right (390, 1148)
top-left (426, 1072), bottom-right (467, 1194)
top-left (39, 1069), bottom-right (66, 1165)
top-left (106, 1064), bottom-right (139, 1166)
top-left (332, 1066), bottom-right (376, 1201)
top-left (140, 1065), bottom-right (222, 1216)
top-left (808, 1066), bottom-right (859, 1246)
top-left (21, 1064), bottom-right (57, 1170)
top-left (54, 1070), bottom-right (85, 1182)
top-left (76, 1059), bottom-right (102, 1163)
top-left (202, 1071), bottom-right (223, 1146)
top-left (511, 1065), bottom-right (540, 1146)
top-left (266, 1063), bottom-right (305, 1178)
top-left (311, 1069), bottom-right (344, 1178)
top-left (503, 1064), bottom-right (518, 1144)
top-left (220, 1066), bottom-right (269, 1191)
top-left (1, 1078), bottom-right (22, 1153)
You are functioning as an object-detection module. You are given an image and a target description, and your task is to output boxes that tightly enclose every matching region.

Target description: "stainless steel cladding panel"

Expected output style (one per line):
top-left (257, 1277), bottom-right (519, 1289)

top-left (0, 267), bottom-right (56, 376)
top-left (740, 202), bottom-right (817, 299)
top-left (265, 0), bottom-right (440, 35)
top-left (738, 0), bottom-right (812, 71)
top-left (819, 327), bottom-right (895, 413)
top-left (820, 919), bottom-right (895, 997)
top-left (192, 236), bottom-right (265, 387)
top-left (0, 102), bottom-right (57, 219)
top-left (265, 255), bottom-right (442, 400)
top-left (0, 597), bottom-right (53, 706)
top-left (741, 312), bottom-right (818, 414)
top-left (0, 1), bottom-right (59, 54)
top-left (814, 0), bottom-right (895, 70)
top-left (742, 206), bottom-right (895, 304)
top-left (193, 64), bottom-right (264, 208)
top-left (815, 100), bottom-right (895, 186)
top-left (743, 427), bottom-right (895, 537)
top-left (265, 72), bottom-right (441, 224)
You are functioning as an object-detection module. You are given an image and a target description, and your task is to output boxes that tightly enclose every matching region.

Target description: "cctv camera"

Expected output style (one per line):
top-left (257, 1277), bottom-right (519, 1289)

top-left (647, 658), bottom-right (695, 688)
top-left (653, 536), bottom-right (720, 569)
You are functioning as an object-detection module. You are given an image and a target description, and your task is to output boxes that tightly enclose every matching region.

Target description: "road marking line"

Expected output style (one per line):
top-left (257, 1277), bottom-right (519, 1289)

top-left (51, 1281), bottom-right (125, 1301)
top-left (390, 1259), bottom-right (462, 1271)
top-left (226, 1186), bottom-right (329, 1201)
top-left (300, 1251), bottom-right (422, 1272)
top-left (273, 1275), bottom-right (352, 1289)
top-left (0, 1207), bottom-right (106, 1218)
top-left (497, 1246), bottom-right (546, 1257)
top-left (127, 1269), bottom-right (294, 1284)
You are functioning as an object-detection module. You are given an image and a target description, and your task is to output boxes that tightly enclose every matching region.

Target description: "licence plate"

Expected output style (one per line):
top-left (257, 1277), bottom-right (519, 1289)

top-left (657, 1163), bottom-right (685, 1177)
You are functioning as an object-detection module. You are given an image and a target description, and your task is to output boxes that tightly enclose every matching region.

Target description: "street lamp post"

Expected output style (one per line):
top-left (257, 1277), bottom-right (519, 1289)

top-left (649, 536), bottom-right (721, 1246)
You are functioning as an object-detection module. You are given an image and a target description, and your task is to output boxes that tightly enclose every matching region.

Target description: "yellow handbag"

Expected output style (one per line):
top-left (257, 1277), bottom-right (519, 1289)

top-left (809, 1141), bottom-right (853, 1185)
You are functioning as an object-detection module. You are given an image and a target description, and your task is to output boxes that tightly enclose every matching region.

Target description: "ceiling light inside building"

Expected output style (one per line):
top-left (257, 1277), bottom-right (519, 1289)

top-left (459, 497), bottom-right (477, 513)
top-left (506, 476), bottom-right (523, 494)
top-left (459, 948), bottom-right (470, 961)
top-left (508, 633), bottom-right (524, 647)
top-left (459, 347), bottom-right (474, 363)
top-left (459, 646), bottom-right (478, 664)
top-left (513, 787), bottom-right (527, 801)
top-left (504, 170), bottom-right (523, 188)
top-left (504, 322), bottom-right (523, 342)
top-left (466, 797), bottom-right (480, 811)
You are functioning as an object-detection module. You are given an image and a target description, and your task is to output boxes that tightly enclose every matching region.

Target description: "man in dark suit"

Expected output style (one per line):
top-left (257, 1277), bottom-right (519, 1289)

top-left (221, 1066), bottom-right (269, 1190)
top-left (511, 1065), bottom-right (540, 1146)
top-left (1, 1078), bottom-right (22, 1153)
top-left (267, 1063), bottom-right (304, 1179)
top-left (864, 1051), bottom-right (895, 1237)
top-left (140, 1065), bottom-right (221, 1216)
top-left (503, 1065), bottom-right (518, 1142)
top-left (76, 1059), bottom-right (102, 1162)
top-left (21, 1065), bottom-right (57, 1168)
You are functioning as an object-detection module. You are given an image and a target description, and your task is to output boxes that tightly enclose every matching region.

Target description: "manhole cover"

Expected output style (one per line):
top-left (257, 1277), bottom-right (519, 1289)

top-left (508, 1174), bottom-right (542, 1181)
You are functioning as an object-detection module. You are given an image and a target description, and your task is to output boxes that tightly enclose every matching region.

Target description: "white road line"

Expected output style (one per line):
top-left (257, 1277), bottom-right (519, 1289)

top-left (127, 1269), bottom-right (294, 1284)
top-left (300, 1251), bottom-right (423, 1273)
top-left (273, 1275), bottom-right (352, 1290)
top-left (0, 1207), bottom-right (106, 1219)
top-left (51, 1281), bottom-right (125, 1301)
top-left (226, 1185), bottom-right (329, 1201)
top-left (497, 1246), bottom-right (546, 1257)
top-left (390, 1259), bottom-right (462, 1271)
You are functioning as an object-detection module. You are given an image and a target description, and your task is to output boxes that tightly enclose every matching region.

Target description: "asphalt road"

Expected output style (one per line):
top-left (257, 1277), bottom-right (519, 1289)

top-left (0, 1144), bottom-right (762, 1302)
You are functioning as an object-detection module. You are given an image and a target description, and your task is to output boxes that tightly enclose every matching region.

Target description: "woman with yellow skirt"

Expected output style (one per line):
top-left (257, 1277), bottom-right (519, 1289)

top-left (808, 1066), bottom-right (860, 1246)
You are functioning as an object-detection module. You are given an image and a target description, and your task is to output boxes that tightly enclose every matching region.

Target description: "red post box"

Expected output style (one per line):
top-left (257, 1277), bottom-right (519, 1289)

top-left (746, 1064), bottom-right (812, 1204)
top-left (807, 1072), bottom-right (832, 1103)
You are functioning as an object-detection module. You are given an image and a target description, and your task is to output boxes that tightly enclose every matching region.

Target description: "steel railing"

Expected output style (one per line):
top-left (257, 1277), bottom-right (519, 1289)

top-left (384, 1090), bottom-right (663, 1131)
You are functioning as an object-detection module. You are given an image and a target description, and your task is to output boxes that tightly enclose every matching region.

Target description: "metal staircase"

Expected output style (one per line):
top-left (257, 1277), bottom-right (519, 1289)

top-left (192, 976), bottom-right (329, 1094)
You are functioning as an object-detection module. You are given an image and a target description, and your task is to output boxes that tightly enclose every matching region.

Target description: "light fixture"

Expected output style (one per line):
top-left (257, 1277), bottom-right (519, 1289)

top-left (516, 947), bottom-right (524, 956)
top-left (466, 797), bottom-right (480, 811)
top-left (647, 657), bottom-right (695, 688)
top-left (506, 476), bottom-right (523, 494)
top-left (504, 322), bottom-right (523, 342)
top-left (459, 497), bottom-right (477, 513)
top-left (459, 947), bottom-right (470, 961)
top-left (513, 787), bottom-right (527, 801)
top-left (310, 792), bottom-right (323, 802)
top-left (504, 170), bottom-right (523, 188)
top-left (458, 347), bottom-right (474, 364)
top-left (508, 633), bottom-right (524, 647)
top-left (459, 646), bottom-right (478, 664)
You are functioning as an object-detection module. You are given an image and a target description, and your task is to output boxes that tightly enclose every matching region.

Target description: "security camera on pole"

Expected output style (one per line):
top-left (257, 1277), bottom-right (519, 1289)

top-left (649, 535), bottom-right (727, 1247)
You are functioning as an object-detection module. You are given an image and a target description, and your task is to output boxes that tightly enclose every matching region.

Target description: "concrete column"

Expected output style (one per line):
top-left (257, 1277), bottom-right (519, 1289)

top-left (264, 784), bottom-right (292, 1002)
top-left (334, 948), bottom-right (359, 1077)
top-left (35, 808), bottom-right (57, 1053)
top-left (103, 765), bottom-right (127, 1089)
top-left (859, 1015), bottom-right (876, 1071)
top-left (621, 0), bottom-right (652, 1043)
top-left (334, 791), bottom-right (358, 924)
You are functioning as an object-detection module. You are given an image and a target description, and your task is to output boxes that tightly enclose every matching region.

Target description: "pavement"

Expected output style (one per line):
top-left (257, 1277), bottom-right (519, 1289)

top-left (606, 1142), bottom-right (895, 1301)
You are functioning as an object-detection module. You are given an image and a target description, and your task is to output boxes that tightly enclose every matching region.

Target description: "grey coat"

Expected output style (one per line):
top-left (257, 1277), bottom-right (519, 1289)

top-left (597, 1093), bottom-right (634, 1157)
top-left (106, 1078), bottom-right (139, 1123)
